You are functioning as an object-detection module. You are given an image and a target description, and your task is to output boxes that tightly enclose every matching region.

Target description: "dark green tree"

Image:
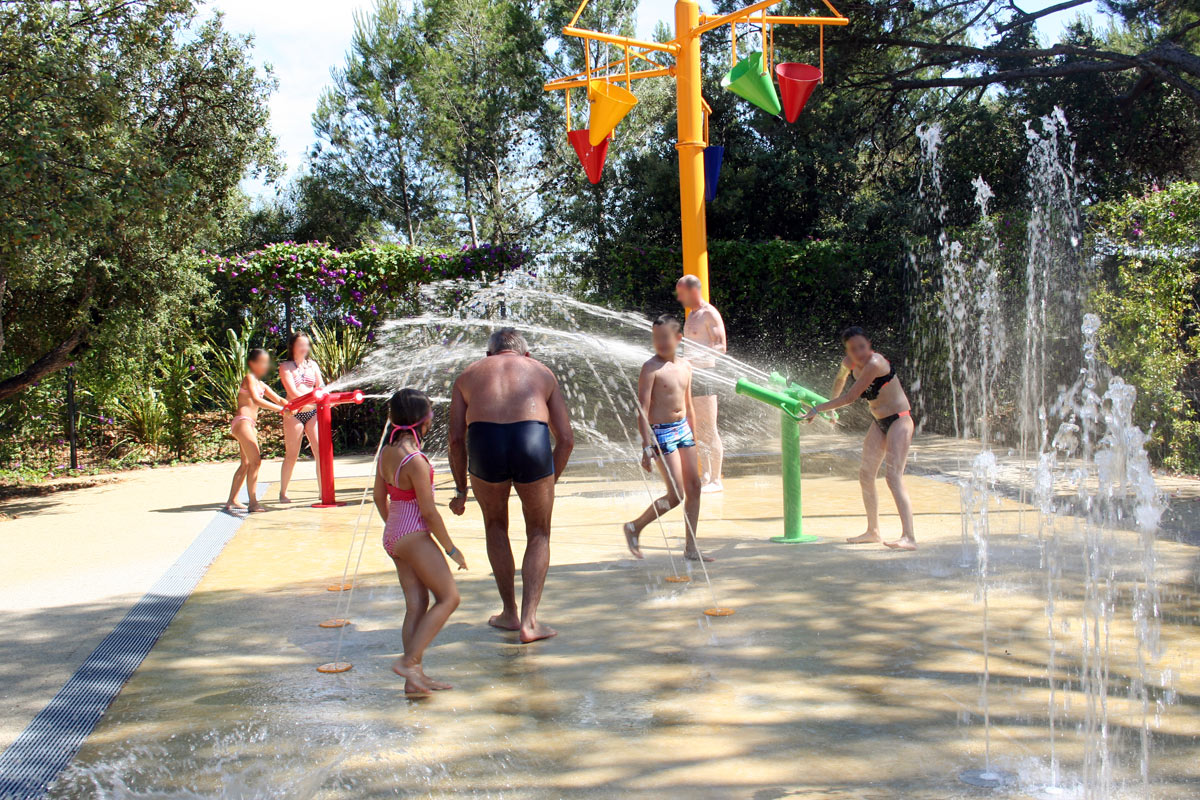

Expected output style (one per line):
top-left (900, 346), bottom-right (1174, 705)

top-left (0, 0), bottom-right (277, 401)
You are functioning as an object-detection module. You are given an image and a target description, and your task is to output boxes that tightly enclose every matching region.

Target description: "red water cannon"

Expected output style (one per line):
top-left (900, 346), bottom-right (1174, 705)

top-left (285, 388), bottom-right (365, 508)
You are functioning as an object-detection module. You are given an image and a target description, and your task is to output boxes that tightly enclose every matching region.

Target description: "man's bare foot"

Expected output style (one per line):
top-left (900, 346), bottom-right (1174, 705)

top-left (278, 494), bottom-right (292, 504)
top-left (392, 659), bottom-right (433, 693)
top-left (518, 621), bottom-right (557, 643)
top-left (685, 549), bottom-right (715, 563)
top-left (488, 611), bottom-right (520, 631)
top-left (247, 501), bottom-right (267, 513)
top-left (846, 532), bottom-right (882, 544)
top-left (623, 522), bottom-right (643, 559)
top-left (221, 503), bottom-right (244, 515)
top-left (884, 536), bottom-right (918, 551)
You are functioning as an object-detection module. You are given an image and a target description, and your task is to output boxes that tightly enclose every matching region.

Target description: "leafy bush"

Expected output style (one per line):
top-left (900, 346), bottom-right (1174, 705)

top-left (1090, 181), bottom-right (1200, 472)
top-left (205, 240), bottom-right (531, 337)
top-left (111, 387), bottom-right (170, 457)
top-left (310, 321), bottom-right (371, 384)
top-left (574, 238), bottom-right (906, 364)
top-left (204, 321), bottom-right (257, 414)
top-left (160, 351), bottom-right (198, 458)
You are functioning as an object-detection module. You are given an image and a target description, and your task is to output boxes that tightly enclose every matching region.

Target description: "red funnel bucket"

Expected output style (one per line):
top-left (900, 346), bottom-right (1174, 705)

top-left (568, 129), bottom-right (610, 184)
top-left (775, 62), bottom-right (822, 123)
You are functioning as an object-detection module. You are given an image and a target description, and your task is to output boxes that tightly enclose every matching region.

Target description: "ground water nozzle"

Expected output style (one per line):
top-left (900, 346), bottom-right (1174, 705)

top-left (734, 373), bottom-right (832, 544)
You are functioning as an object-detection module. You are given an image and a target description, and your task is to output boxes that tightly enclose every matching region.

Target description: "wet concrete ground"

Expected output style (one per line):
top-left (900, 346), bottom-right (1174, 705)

top-left (41, 453), bottom-right (1200, 798)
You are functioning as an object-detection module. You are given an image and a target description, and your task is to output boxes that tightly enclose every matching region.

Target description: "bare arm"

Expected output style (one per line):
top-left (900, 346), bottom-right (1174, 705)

top-left (408, 458), bottom-right (466, 569)
top-left (707, 310), bottom-right (728, 354)
top-left (831, 358), bottom-right (852, 398)
top-left (812, 362), bottom-right (879, 414)
top-left (261, 383), bottom-right (287, 407)
top-left (313, 364), bottom-right (325, 390)
top-left (448, 380), bottom-right (469, 496)
top-left (684, 364), bottom-right (697, 432)
top-left (635, 364), bottom-right (655, 448)
top-left (373, 465), bottom-right (389, 523)
top-left (545, 375), bottom-right (574, 482)
top-left (250, 379), bottom-right (286, 413)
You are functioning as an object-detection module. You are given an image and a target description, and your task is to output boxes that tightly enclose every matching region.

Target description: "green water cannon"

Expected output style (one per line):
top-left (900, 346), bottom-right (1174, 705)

top-left (735, 373), bottom-right (832, 544)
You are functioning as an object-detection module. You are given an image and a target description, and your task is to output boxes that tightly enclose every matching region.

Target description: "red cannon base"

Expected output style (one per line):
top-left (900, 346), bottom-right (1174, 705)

top-left (285, 388), bottom-right (365, 508)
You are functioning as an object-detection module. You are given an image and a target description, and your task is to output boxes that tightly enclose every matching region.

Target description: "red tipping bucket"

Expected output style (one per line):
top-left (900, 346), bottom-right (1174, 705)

top-left (775, 62), bottom-right (822, 123)
top-left (568, 129), bottom-right (610, 184)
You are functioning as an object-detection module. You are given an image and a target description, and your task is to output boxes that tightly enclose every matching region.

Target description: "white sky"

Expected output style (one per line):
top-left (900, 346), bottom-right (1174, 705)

top-left (207, 0), bottom-right (1099, 201)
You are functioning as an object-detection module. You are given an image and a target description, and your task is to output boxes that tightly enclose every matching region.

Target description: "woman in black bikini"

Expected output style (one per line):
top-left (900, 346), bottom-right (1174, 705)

top-left (801, 326), bottom-right (917, 550)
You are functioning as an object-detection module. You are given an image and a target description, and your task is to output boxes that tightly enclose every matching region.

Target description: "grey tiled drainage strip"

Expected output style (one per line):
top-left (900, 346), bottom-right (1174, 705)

top-left (0, 483), bottom-right (268, 800)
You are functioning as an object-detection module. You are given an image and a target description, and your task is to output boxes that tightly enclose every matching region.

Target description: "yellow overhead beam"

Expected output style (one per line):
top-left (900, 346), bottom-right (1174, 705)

top-left (544, 67), bottom-right (674, 93)
top-left (562, 27), bottom-right (680, 55)
top-left (698, 13), bottom-right (849, 27)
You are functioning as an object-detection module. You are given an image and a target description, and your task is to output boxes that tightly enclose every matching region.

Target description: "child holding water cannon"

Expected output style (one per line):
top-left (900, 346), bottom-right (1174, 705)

top-left (224, 349), bottom-right (289, 514)
top-left (623, 315), bottom-right (713, 563)
top-left (374, 388), bottom-right (468, 696)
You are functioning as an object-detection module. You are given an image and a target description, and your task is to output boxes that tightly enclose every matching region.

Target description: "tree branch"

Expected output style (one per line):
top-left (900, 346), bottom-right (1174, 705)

top-left (890, 59), bottom-right (1130, 90)
top-left (0, 323), bottom-right (88, 402)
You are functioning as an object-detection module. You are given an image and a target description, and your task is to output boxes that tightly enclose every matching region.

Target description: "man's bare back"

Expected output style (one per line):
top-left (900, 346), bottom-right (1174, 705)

top-left (455, 353), bottom-right (557, 424)
top-left (642, 356), bottom-right (692, 425)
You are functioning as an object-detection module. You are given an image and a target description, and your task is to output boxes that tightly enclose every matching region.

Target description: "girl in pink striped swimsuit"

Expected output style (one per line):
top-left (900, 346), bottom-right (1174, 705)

top-left (279, 331), bottom-right (325, 503)
top-left (373, 388), bottom-right (468, 696)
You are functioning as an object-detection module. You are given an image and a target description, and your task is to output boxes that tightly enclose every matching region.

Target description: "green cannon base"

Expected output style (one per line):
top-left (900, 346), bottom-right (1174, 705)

top-left (770, 533), bottom-right (820, 544)
top-left (735, 375), bottom-right (831, 545)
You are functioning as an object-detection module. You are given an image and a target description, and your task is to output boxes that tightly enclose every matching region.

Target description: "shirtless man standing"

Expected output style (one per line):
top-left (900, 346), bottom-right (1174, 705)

top-left (622, 315), bottom-right (712, 562)
top-left (675, 275), bottom-right (727, 493)
top-left (448, 328), bottom-right (574, 643)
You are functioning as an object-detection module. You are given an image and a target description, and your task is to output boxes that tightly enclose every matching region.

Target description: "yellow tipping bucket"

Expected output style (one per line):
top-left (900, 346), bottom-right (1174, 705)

top-left (587, 79), bottom-right (638, 146)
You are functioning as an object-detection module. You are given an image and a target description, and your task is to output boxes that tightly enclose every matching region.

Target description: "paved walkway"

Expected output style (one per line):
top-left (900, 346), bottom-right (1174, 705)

top-left (16, 452), bottom-right (1198, 799)
top-left (0, 457), bottom-right (318, 753)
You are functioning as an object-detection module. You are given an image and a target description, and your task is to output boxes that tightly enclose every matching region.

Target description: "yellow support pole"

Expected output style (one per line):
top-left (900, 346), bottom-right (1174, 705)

top-left (674, 0), bottom-right (709, 302)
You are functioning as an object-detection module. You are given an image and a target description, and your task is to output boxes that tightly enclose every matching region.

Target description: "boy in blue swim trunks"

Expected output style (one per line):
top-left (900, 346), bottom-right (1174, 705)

top-left (623, 315), bottom-right (713, 562)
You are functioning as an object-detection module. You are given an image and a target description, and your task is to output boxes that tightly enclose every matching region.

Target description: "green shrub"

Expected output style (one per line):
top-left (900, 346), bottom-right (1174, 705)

top-left (111, 387), bottom-right (169, 457)
top-left (310, 321), bottom-right (371, 384)
top-left (574, 238), bottom-right (906, 364)
top-left (204, 321), bottom-right (257, 414)
top-left (1090, 182), bottom-right (1200, 473)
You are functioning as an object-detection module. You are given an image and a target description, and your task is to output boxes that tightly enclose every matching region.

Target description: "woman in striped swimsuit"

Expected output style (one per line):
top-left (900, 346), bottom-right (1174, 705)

top-left (374, 388), bottom-right (467, 696)
top-left (278, 331), bottom-right (325, 503)
top-left (225, 348), bottom-right (289, 514)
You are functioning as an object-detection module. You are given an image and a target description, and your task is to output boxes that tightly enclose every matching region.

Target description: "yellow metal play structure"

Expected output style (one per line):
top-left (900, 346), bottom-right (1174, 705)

top-left (545, 1), bottom-right (848, 301)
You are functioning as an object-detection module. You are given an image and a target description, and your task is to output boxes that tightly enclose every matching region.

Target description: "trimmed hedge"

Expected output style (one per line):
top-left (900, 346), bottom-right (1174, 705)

top-left (575, 238), bottom-right (907, 362)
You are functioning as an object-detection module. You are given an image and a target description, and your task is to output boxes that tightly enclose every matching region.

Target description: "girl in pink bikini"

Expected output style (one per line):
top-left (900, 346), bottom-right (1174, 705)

top-left (278, 331), bottom-right (325, 503)
top-left (373, 388), bottom-right (468, 696)
top-left (225, 349), bottom-right (289, 514)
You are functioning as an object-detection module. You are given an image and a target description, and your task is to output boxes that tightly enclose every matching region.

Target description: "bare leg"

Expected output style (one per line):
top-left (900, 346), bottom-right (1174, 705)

top-left (224, 460), bottom-right (248, 512)
top-left (883, 416), bottom-right (917, 551)
top-left (513, 475), bottom-right (557, 643)
top-left (225, 420), bottom-right (254, 511)
top-left (393, 557), bottom-right (450, 689)
top-left (693, 395), bottom-right (723, 490)
top-left (279, 414), bottom-right (304, 502)
top-left (848, 424), bottom-right (887, 543)
top-left (304, 415), bottom-right (323, 498)
top-left (472, 476), bottom-right (519, 631)
top-left (675, 447), bottom-right (711, 561)
top-left (390, 532), bottom-right (460, 694)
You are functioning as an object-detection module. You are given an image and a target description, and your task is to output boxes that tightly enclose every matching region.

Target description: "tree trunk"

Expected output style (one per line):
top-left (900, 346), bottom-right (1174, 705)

top-left (0, 324), bottom-right (89, 402)
top-left (463, 160), bottom-right (479, 248)
top-left (400, 161), bottom-right (416, 246)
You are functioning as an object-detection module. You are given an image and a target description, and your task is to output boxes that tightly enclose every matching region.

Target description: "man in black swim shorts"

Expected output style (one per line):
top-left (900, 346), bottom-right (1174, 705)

top-left (448, 328), bottom-right (574, 643)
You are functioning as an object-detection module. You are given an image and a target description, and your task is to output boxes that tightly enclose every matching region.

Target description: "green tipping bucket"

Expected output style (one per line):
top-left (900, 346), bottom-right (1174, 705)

top-left (721, 52), bottom-right (782, 117)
